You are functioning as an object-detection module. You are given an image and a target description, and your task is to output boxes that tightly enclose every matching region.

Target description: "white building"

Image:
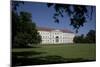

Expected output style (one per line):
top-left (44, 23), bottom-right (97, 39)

top-left (37, 27), bottom-right (75, 44)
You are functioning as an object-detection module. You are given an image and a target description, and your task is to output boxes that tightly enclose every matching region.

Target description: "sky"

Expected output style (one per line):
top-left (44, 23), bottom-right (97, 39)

top-left (16, 1), bottom-right (96, 35)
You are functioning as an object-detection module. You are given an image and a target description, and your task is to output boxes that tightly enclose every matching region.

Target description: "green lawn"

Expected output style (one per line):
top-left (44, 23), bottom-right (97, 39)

top-left (12, 43), bottom-right (96, 66)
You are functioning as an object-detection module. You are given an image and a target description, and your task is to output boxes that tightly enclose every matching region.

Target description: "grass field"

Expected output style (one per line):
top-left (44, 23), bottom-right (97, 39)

top-left (12, 43), bottom-right (96, 66)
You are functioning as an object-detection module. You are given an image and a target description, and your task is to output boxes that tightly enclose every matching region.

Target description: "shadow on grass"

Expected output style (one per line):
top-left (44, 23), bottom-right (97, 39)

top-left (12, 54), bottom-right (96, 67)
top-left (12, 51), bottom-right (46, 66)
top-left (12, 51), bottom-right (45, 57)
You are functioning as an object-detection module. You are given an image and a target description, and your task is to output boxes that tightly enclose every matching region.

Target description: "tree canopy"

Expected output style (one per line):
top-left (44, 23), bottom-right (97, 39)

top-left (12, 1), bottom-right (95, 33)
top-left (12, 1), bottom-right (41, 48)
top-left (73, 30), bottom-right (96, 43)
top-left (47, 3), bottom-right (94, 32)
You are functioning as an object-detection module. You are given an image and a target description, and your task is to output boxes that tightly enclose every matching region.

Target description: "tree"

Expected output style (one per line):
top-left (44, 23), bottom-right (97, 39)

top-left (12, 12), bottom-right (41, 48)
top-left (47, 3), bottom-right (94, 33)
top-left (12, 1), bottom-right (94, 33)
top-left (73, 30), bottom-right (96, 43)
top-left (73, 34), bottom-right (85, 43)
top-left (85, 30), bottom-right (96, 43)
top-left (12, 1), bottom-right (42, 48)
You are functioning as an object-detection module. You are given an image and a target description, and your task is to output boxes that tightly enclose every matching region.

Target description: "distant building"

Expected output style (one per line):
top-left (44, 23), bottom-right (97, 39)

top-left (37, 27), bottom-right (75, 44)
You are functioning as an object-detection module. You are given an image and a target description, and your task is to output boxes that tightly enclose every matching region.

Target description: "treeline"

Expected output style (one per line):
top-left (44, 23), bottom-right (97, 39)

top-left (73, 30), bottom-right (96, 43)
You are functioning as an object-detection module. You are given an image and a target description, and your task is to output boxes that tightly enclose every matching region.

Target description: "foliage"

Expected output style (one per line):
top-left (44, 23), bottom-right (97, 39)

top-left (12, 2), bottom-right (42, 48)
top-left (47, 3), bottom-right (94, 32)
top-left (74, 30), bottom-right (96, 43)
top-left (12, 1), bottom-right (24, 11)
top-left (85, 30), bottom-right (96, 43)
top-left (12, 1), bottom-right (95, 33)
top-left (74, 34), bottom-right (85, 43)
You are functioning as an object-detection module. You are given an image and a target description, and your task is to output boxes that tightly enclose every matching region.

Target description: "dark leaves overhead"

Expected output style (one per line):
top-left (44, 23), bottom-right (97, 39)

top-left (12, 1), bottom-right (24, 11)
top-left (47, 3), bottom-right (53, 7)
top-left (47, 3), bottom-right (93, 33)
top-left (12, 2), bottom-right (94, 33)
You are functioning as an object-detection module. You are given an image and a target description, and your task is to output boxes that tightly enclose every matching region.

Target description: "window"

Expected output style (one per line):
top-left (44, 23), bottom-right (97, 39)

top-left (55, 36), bottom-right (59, 42)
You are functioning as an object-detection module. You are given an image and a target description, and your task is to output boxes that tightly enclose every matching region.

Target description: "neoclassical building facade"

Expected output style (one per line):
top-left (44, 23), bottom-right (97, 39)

top-left (37, 27), bottom-right (75, 44)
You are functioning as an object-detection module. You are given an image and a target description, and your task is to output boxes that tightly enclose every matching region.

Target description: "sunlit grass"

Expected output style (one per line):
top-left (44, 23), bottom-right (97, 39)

top-left (12, 43), bottom-right (96, 60)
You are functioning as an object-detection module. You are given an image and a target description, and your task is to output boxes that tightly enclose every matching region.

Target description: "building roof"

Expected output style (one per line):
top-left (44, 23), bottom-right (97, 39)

top-left (37, 27), bottom-right (74, 33)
